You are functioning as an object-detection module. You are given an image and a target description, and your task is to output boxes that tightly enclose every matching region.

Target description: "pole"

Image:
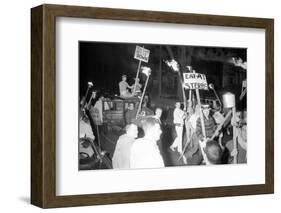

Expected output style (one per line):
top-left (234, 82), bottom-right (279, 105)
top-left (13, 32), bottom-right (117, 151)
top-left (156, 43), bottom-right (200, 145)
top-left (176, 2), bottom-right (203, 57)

top-left (195, 89), bottom-right (206, 141)
top-left (239, 88), bottom-right (247, 100)
top-left (210, 85), bottom-right (222, 112)
top-left (133, 60), bottom-right (142, 94)
top-left (159, 46), bottom-right (162, 96)
top-left (86, 92), bottom-right (95, 110)
top-left (180, 80), bottom-right (187, 110)
top-left (96, 124), bottom-right (100, 148)
top-left (188, 90), bottom-right (192, 106)
top-left (192, 69), bottom-right (206, 138)
top-left (136, 74), bottom-right (150, 118)
top-left (81, 83), bottom-right (92, 108)
top-left (187, 66), bottom-right (193, 109)
top-left (195, 89), bottom-right (206, 138)
top-left (133, 46), bottom-right (145, 94)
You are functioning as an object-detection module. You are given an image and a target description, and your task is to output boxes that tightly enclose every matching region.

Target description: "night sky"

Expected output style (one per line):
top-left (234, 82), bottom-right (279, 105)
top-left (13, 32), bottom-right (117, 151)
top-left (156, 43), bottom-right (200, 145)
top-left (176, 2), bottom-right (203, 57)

top-left (79, 41), bottom-right (246, 103)
top-left (79, 42), bottom-right (162, 97)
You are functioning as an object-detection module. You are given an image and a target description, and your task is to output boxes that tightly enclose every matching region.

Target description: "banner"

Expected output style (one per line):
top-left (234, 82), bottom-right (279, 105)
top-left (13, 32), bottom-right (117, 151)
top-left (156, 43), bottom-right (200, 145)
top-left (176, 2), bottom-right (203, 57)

top-left (183, 73), bottom-right (208, 90)
top-left (134, 46), bottom-right (150, 63)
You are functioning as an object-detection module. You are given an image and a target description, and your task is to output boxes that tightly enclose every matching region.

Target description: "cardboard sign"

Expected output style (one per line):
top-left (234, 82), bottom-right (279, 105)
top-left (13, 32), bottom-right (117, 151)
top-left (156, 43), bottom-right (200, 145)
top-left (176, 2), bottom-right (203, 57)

top-left (134, 46), bottom-right (150, 63)
top-left (183, 73), bottom-right (208, 90)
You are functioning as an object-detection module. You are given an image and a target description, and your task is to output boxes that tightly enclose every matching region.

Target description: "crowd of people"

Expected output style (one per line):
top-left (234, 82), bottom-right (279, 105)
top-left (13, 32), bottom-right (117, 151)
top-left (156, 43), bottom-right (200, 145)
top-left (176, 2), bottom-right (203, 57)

top-left (112, 101), bottom-right (247, 169)
top-left (113, 118), bottom-right (164, 169)
top-left (79, 74), bottom-right (247, 170)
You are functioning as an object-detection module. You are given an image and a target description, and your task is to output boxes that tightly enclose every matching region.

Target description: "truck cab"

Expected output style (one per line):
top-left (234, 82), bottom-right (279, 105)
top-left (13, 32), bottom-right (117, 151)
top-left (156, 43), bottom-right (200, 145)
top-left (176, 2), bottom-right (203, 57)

top-left (102, 97), bottom-right (140, 128)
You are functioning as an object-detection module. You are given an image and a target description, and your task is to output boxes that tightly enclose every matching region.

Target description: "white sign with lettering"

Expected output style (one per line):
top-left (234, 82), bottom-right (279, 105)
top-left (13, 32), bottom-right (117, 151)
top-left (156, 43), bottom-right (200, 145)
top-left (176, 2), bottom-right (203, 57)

top-left (134, 46), bottom-right (150, 63)
top-left (183, 73), bottom-right (208, 90)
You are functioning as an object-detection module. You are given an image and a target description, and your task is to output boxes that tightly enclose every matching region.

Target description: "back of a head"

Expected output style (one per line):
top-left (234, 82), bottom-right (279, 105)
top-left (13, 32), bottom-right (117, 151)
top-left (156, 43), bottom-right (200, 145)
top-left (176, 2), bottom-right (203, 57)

top-left (205, 140), bottom-right (222, 164)
top-left (125, 123), bottom-right (137, 132)
top-left (141, 117), bottom-right (160, 134)
top-left (155, 107), bottom-right (163, 117)
top-left (155, 107), bottom-right (162, 113)
top-left (125, 123), bottom-right (138, 138)
top-left (175, 102), bottom-right (181, 108)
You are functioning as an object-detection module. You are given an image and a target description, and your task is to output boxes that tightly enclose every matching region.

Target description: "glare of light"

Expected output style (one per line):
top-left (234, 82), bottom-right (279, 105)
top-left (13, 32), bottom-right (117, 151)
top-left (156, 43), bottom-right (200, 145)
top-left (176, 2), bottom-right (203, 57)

top-left (229, 57), bottom-right (247, 70)
top-left (141, 66), bottom-right (151, 76)
top-left (164, 59), bottom-right (179, 72)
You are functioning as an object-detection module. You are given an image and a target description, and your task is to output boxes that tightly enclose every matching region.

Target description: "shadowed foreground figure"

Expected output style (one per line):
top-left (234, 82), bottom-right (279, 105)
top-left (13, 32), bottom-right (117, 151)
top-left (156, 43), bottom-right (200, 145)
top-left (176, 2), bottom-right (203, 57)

top-left (130, 117), bottom-right (164, 169)
top-left (203, 140), bottom-right (223, 165)
top-left (112, 124), bottom-right (138, 169)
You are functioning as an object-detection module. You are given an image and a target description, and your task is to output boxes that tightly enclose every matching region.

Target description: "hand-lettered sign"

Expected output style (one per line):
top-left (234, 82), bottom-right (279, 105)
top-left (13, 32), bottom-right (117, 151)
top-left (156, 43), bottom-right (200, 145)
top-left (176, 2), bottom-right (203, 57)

top-left (134, 46), bottom-right (150, 63)
top-left (183, 73), bottom-right (208, 90)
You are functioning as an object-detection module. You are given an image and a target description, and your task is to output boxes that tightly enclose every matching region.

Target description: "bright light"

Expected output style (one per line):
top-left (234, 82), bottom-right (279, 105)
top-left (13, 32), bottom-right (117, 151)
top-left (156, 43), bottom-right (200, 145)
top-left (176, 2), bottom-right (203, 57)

top-left (141, 66), bottom-right (151, 76)
top-left (164, 59), bottom-right (179, 72)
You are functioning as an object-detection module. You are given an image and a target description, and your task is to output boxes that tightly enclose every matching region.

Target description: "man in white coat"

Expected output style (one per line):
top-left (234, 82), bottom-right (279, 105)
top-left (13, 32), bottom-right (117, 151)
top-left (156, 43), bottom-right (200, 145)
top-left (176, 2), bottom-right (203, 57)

top-left (170, 102), bottom-right (186, 153)
top-left (130, 117), bottom-right (164, 169)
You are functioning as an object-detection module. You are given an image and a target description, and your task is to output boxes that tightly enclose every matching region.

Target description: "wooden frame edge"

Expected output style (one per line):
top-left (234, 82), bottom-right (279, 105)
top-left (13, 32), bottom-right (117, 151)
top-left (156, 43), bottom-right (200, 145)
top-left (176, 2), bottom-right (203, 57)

top-left (31, 4), bottom-right (274, 208)
top-left (31, 5), bottom-right (44, 208)
top-left (265, 19), bottom-right (274, 194)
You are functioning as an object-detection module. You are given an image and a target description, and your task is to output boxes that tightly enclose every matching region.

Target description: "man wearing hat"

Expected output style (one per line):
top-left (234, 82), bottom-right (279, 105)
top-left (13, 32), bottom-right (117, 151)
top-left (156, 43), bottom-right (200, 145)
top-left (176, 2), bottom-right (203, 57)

top-left (119, 75), bottom-right (133, 98)
top-left (196, 103), bottom-right (217, 141)
top-left (112, 123), bottom-right (138, 169)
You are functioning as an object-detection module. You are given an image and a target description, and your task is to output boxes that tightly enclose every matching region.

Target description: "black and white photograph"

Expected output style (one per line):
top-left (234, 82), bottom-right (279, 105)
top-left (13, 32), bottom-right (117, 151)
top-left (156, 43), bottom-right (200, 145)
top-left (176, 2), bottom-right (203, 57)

top-left (78, 42), bottom-right (247, 170)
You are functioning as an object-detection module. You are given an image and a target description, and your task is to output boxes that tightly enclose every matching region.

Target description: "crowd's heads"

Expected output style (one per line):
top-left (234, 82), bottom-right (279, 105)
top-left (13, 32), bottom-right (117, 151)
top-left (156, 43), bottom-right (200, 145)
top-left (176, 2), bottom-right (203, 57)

top-left (204, 140), bottom-right (222, 164)
top-left (175, 102), bottom-right (181, 109)
top-left (212, 100), bottom-right (220, 111)
top-left (122, 75), bottom-right (127, 81)
top-left (142, 96), bottom-right (150, 108)
top-left (237, 111), bottom-right (247, 125)
top-left (202, 103), bottom-right (210, 109)
top-left (141, 117), bottom-right (162, 141)
top-left (125, 123), bottom-right (138, 139)
top-left (202, 103), bottom-right (211, 117)
top-left (155, 107), bottom-right (163, 119)
top-left (128, 103), bottom-right (134, 110)
top-left (142, 101), bottom-right (147, 107)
